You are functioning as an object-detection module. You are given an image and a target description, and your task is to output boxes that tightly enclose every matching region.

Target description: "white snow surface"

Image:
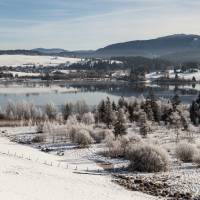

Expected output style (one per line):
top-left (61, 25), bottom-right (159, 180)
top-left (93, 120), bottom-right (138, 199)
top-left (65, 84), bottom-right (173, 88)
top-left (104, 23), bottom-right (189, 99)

top-left (0, 127), bottom-right (157, 200)
top-left (3, 71), bottom-right (40, 77)
top-left (0, 55), bottom-right (81, 67)
top-left (146, 69), bottom-right (200, 81)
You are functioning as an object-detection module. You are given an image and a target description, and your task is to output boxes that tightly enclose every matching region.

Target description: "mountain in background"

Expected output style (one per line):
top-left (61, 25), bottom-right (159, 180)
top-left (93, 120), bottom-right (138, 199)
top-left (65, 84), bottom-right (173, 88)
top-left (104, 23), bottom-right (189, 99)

top-left (95, 34), bottom-right (200, 62)
top-left (32, 48), bottom-right (67, 54)
top-left (1, 34), bottom-right (200, 63)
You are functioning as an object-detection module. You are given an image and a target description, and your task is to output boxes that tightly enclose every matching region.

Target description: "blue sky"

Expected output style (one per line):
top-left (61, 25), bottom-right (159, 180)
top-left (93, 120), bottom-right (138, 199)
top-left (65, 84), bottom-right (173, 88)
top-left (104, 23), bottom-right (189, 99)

top-left (0, 0), bottom-right (200, 50)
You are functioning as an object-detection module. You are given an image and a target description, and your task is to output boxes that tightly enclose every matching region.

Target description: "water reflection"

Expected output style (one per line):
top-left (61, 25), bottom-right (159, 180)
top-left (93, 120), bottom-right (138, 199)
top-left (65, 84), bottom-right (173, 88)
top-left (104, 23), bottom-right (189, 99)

top-left (0, 81), bottom-right (198, 106)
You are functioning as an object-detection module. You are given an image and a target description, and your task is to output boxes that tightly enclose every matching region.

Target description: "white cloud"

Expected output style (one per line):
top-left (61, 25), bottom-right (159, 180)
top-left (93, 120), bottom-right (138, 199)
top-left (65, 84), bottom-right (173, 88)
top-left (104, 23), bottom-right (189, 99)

top-left (0, 0), bottom-right (200, 49)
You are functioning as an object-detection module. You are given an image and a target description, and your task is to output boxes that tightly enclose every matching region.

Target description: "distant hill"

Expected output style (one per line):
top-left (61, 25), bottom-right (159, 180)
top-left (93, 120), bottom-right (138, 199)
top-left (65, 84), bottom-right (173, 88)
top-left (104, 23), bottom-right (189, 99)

top-left (32, 48), bottom-right (66, 54)
top-left (95, 34), bottom-right (200, 62)
top-left (1, 34), bottom-right (200, 62)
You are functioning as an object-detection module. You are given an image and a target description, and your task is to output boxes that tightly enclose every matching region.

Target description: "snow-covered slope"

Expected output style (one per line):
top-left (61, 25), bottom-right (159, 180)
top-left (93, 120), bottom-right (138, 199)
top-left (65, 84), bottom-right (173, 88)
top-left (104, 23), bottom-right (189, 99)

top-left (0, 128), bottom-right (157, 200)
top-left (146, 69), bottom-right (200, 81)
top-left (0, 55), bottom-right (81, 67)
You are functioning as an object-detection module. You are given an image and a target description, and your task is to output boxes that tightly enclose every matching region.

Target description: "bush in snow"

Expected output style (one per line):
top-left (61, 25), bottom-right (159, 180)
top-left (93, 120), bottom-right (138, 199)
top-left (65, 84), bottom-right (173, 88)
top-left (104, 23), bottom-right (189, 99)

top-left (72, 129), bottom-right (94, 147)
top-left (81, 112), bottom-right (95, 125)
top-left (91, 129), bottom-right (113, 143)
top-left (104, 137), bottom-right (124, 158)
top-left (104, 134), bottom-right (141, 158)
top-left (67, 122), bottom-right (94, 147)
top-left (127, 143), bottom-right (169, 172)
top-left (175, 142), bottom-right (198, 162)
top-left (67, 115), bottom-right (78, 125)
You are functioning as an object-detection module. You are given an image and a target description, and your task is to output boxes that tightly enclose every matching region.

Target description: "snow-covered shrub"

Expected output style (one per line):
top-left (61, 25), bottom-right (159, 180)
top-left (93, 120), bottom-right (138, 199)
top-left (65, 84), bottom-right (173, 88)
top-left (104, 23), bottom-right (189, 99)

top-left (105, 138), bottom-right (124, 158)
top-left (127, 143), bottom-right (169, 172)
top-left (81, 112), bottom-right (95, 125)
top-left (67, 115), bottom-right (78, 125)
top-left (72, 129), bottom-right (94, 147)
top-left (104, 134), bottom-right (141, 158)
top-left (91, 129), bottom-right (113, 143)
top-left (175, 142), bottom-right (198, 162)
top-left (128, 134), bottom-right (142, 144)
top-left (68, 123), bottom-right (94, 147)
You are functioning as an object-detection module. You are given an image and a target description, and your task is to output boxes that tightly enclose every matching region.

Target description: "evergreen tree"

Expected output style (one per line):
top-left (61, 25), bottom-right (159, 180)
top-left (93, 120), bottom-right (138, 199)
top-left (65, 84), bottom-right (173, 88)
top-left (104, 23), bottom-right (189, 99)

top-left (97, 100), bottom-right (106, 123)
top-left (118, 96), bottom-right (128, 110)
top-left (144, 90), bottom-right (161, 122)
top-left (127, 103), bottom-right (134, 122)
top-left (139, 111), bottom-right (151, 137)
top-left (171, 94), bottom-right (181, 110)
top-left (112, 101), bottom-right (117, 111)
top-left (105, 97), bottom-right (114, 128)
top-left (114, 109), bottom-right (127, 138)
top-left (190, 95), bottom-right (200, 125)
top-left (62, 103), bottom-right (73, 120)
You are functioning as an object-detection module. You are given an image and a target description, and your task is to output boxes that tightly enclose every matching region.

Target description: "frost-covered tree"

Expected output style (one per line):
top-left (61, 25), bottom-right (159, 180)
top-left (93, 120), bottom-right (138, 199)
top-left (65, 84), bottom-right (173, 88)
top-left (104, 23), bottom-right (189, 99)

top-left (169, 111), bottom-right (182, 142)
top-left (45, 102), bottom-right (57, 120)
top-left (74, 100), bottom-right (89, 116)
top-left (81, 112), bottom-right (95, 125)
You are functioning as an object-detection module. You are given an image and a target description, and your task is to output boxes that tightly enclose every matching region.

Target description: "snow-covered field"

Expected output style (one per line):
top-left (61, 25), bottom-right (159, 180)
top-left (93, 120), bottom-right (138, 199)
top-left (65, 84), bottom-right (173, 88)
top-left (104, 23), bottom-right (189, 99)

top-left (146, 69), bottom-right (200, 81)
top-left (0, 55), bottom-right (81, 67)
top-left (0, 127), bottom-right (157, 200)
top-left (3, 71), bottom-right (40, 77)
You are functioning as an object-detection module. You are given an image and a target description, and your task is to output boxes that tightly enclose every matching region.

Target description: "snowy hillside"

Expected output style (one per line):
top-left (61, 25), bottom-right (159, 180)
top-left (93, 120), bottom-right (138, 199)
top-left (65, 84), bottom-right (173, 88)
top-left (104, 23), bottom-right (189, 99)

top-left (146, 69), bottom-right (200, 81)
top-left (0, 130), bottom-right (156, 200)
top-left (0, 55), bottom-right (81, 67)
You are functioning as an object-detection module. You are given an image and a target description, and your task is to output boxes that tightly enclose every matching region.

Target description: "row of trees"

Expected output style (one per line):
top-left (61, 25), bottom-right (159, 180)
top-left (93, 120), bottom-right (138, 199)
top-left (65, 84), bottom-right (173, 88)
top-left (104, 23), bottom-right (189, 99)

top-left (1, 91), bottom-right (199, 131)
top-left (96, 92), bottom-right (190, 137)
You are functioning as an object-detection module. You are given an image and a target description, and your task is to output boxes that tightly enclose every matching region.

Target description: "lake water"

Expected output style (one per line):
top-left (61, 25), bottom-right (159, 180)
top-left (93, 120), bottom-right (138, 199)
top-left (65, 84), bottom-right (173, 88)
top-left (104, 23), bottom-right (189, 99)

top-left (0, 81), bottom-right (199, 107)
